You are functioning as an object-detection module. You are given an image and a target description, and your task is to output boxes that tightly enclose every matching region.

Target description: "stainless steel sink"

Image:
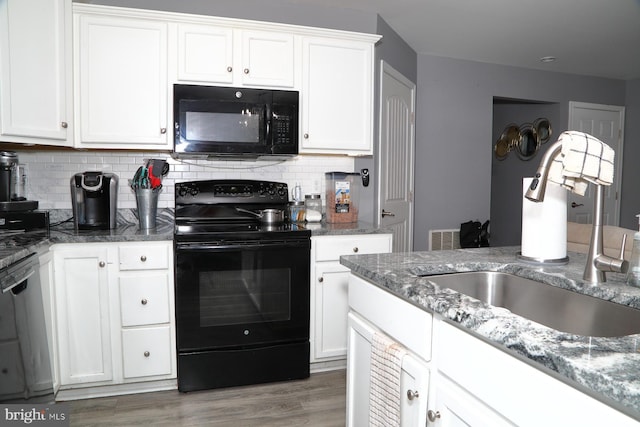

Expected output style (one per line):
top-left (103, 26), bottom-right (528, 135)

top-left (424, 271), bottom-right (640, 337)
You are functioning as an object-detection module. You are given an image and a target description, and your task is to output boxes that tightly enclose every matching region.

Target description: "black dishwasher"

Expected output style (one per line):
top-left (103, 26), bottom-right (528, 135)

top-left (0, 211), bottom-right (54, 404)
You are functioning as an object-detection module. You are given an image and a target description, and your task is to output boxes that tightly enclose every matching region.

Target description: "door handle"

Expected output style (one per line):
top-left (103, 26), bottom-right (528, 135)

top-left (571, 202), bottom-right (584, 208)
top-left (382, 209), bottom-right (395, 217)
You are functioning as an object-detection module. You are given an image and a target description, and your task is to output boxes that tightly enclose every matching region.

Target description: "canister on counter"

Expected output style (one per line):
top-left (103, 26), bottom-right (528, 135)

top-left (288, 201), bottom-right (306, 222)
top-left (325, 172), bottom-right (360, 223)
top-left (304, 194), bottom-right (322, 222)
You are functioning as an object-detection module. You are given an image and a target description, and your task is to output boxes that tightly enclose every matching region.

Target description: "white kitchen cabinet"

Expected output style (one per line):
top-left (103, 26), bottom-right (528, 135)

top-left (176, 23), bottom-right (295, 88)
top-left (300, 36), bottom-right (378, 155)
top-left (52, 241), bottom-right (176, 399)
top-left (53, 244), bottom-right (112, 386)
top-left (73, 6), bottom-right (170, 149)
top-left (347, 301), bottom-right (430, 426)
top-left (347, 272), bottom-right (640, 426)
top-left (310, 233), bottom-right (392, 367)
top-left (0, 0), bottom-right (73, 146)
top-left (430, 320), bottom-right (639, 427)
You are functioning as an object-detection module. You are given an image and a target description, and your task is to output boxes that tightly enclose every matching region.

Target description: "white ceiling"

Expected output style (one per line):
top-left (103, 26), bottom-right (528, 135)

top-left (291, 0), bottom-right (640, 80)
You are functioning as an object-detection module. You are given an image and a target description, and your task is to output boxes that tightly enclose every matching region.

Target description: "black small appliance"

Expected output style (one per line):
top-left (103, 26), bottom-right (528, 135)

top-left (173, 85), bottom-right (299, 160)
top-left (71, 172), bottom-right (118, 230)
top-left (0, 151), bottom-right (38, 212)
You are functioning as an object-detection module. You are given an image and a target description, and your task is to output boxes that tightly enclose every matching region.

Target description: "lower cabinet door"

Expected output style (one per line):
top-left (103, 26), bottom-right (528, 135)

top-left (121, 326), bottom-right (172, 379)
top-left (400, 354), bottom-right (429, 427)
top-left (429, 375), bottom-right (514, 427)
top-left (347, 312), bottom-right (429, 427)
top-left (314, 261), bottom-right (350, 360)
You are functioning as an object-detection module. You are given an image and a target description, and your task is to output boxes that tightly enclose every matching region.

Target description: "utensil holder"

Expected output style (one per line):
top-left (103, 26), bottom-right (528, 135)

top-left (135, 188), bottom-right (159, 229)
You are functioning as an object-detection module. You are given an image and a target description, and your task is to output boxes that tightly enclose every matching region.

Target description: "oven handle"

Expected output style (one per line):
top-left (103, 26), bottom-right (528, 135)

top-left (176, 241), bottom-right (310, 251)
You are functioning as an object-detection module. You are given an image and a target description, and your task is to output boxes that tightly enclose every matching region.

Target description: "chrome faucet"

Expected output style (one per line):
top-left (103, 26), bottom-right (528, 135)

top-left (525, 140), bottom-right (628, 284)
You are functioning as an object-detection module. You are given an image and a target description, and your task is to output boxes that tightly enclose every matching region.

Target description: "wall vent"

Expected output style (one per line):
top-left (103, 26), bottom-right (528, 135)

top-left (429, 229), bottom-right (461, 251)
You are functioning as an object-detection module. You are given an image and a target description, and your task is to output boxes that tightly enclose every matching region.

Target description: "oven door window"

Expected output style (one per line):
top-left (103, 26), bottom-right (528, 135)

top-left (175, 240), bottom-right (310, 351)
top-left (200, 265), bottom-right (290, 327)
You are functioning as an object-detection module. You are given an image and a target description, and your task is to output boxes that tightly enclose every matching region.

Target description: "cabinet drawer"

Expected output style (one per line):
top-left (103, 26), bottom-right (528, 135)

top-left (314, 234), bottom-right (391, 262)
top-left (121, 326), bottom-right (173, 379)
top-left (349, 274), bottom-right (432, 361)
top-left (119, 243), bottom-right (169, 271)
top-left (119, 275), bottom-right (170, 326)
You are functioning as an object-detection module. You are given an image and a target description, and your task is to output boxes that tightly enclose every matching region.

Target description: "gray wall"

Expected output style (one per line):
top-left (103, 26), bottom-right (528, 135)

top-left (490, 101), bottom-right (562, 246)
top-left (414, 55), bottom-right (626, 251)
top-left (621, 78), bottom-right (640, 229)
top-left (356, 16), bottom-right (418, 224)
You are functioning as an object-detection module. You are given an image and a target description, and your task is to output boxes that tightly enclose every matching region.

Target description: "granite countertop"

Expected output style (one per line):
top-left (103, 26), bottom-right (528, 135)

top-left (340, 246), bottom-right (640, 421)
top-left (0, 210), bottom-right (385, 270)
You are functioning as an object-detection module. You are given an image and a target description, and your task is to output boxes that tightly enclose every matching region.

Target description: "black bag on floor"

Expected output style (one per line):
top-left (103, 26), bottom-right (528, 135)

top-left (460, 220), bottom-right (490, 248)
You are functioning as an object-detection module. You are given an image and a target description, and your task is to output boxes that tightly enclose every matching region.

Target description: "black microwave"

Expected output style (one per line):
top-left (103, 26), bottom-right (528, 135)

top-left (173, 84), bottom-right (299, 159)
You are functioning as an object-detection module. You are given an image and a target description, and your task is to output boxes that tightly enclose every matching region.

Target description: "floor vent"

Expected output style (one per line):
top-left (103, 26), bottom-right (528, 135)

top-left (429, 229), bottom-right (461, 251)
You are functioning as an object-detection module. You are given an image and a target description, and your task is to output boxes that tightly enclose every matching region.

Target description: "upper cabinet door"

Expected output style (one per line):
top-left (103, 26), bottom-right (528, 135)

top-left (177, 23), bottom-right (233, 84)
top-left (0, 0), bottom-right (72, 146)
top-left (300, 37), bottom-right (375, 155)
top-left (176, 25), bottom-right (294, 88)
top-left (74, 12), bottom-right (170, 149)
top-left (240, 30), bottom-right (294, 88)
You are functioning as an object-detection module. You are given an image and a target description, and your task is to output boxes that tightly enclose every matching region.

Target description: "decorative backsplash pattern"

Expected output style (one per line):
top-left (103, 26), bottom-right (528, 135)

top-left (12, 149), bottom-right (354, 210)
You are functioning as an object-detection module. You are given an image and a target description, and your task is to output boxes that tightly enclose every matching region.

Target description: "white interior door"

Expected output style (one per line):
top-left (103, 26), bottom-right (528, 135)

top-left (568, 101), bottom-right (625, 225)
top-left (377, 61), bottom-right (415, 252)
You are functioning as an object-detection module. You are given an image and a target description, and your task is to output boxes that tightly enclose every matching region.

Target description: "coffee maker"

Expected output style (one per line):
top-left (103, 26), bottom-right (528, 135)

top-left (0, 151), bottom-right (38, 212)
top-left (71, 172), bottom-right (118, 230)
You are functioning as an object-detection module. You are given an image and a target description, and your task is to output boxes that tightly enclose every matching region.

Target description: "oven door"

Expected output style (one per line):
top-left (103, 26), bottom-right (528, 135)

top-left (175, 237), bottom-right (310, 352)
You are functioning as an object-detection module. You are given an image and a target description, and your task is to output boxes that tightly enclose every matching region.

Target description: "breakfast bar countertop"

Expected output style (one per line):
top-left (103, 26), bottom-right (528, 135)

top-left (339, 246), bottom-right (640, 421)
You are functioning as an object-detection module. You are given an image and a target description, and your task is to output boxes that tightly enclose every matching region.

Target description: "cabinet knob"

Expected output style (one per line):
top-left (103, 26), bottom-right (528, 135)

top-left (227, 66), bottom-right (233, 72)
top-left (140, 255), bottom-right (147, 262)
top-left (61, 121), bottom-right (68, 129)
top-left (141, 299), bottom-right (148, 305)
top-left (144, 351), bottom-right (150, 357)
top-left (160, 127), bottom-right (167, 134)
top-left (427, 410), bottom-right (441, 422)
top-left (243, 68), bottom-right (250, 74)
top-left (318, 277), bottom-right (324, 283)
top-left (353, 247), bottom-right (359, 253)
top-left (99, 261), bottom-right (106, 268)
top-left (407, 389), bottom-right (420, 400)
top-left (303, 133), bottom-right (309, 139)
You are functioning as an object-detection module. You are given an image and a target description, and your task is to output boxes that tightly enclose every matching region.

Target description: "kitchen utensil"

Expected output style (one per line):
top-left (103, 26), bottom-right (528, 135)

top-left (235, 207), bottom-right (285, 224)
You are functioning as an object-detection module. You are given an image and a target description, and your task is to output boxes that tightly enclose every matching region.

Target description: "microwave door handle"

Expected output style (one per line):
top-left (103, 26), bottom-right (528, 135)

top-left (264, 104), bottom-right (272, 147)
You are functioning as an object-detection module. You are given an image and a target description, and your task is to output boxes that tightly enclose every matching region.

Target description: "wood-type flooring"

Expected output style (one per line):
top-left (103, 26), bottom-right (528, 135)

top-left (67, 370), bottom-right (346, 426)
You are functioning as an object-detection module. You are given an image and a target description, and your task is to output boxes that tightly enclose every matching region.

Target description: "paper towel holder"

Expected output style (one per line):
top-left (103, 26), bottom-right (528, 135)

top-left (516, 252), bottom-right (569, 265)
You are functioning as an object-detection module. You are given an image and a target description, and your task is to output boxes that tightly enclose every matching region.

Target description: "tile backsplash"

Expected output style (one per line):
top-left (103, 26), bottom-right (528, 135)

top-left (12, 149), bottom-right (354, 210)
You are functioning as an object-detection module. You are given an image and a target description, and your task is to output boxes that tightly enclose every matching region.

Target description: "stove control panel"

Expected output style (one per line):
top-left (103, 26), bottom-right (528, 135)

top-left (176, 180), bottom-right (289, 205)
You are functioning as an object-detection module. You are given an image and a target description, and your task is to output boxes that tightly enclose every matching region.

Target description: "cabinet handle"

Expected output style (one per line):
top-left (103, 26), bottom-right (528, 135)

top-left (353, 247), bottom-right (359, 253)
top-left (98, 261), bottom-right (106, 268)
top-left (407, 389), bottom-right (419, 400)
top-left (227, 66), bottom-right (233, 72)
top-left (318, 277), bottom-right (324, 283)
top-left (427, 410), bottom-right (441, 422)
top-left (61, 121), bottom-right (68, 129)
top-left (160, 128), bottom-right (167, 134)
top-left (243, 68), bottom-right (250, 74)
top-left (303, 133), bottom-right (309, 139)
top-left (140, 255), bottom-right (147, 262)
top-left (141, 299), bottom-right (148, 305)
top-left (144, 351), bottom-right (150, 357)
